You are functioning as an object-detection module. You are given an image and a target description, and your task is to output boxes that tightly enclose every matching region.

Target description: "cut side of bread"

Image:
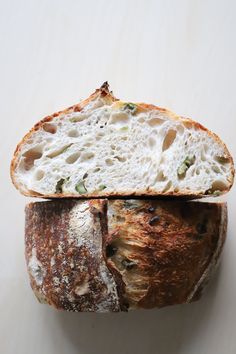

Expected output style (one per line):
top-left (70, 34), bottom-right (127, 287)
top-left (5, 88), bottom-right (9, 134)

top-left (25, 199), bottom-right (227, 312)
top-left (12, 82), bottom-right (234, 198)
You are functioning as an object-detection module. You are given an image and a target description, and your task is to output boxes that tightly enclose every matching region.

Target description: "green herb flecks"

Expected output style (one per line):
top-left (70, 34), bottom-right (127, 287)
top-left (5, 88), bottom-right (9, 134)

top-left (98, 184), bottom-right (107, 191)
top-left (75, 180), bottom-right (87, 194)
top-left (120, 126), bottom-right (129, 131)
top-left (213, 190), bottom-right (221, 197)
top-left (177, 155), bottom-right (196, 178)
top-left (206, 189), bottom-right (221, 197)
top-left (55, 177), bottom-right (69, 194)
top-left (123, 102), bottom-right (137, 114)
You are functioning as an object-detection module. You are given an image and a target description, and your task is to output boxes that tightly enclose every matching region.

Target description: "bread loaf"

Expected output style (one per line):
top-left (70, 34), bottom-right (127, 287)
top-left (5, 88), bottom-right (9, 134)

top-left (12, 83), bottom-right (234, 199)
top-left (25, 199), bottom-right (227, 312)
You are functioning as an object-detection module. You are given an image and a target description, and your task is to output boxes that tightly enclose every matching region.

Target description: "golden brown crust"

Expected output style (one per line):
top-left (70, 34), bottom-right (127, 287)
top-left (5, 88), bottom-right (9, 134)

top-left (105, 199), bottom-right (227, 309)
top-left (25, 199), bottom-right (227, 312)
top-left (11, 82), bottom-right (234, 198)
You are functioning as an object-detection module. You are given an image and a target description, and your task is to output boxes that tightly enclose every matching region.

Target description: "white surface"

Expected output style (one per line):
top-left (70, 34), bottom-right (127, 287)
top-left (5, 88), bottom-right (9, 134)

top-left (0, 0), bottom-right (236, 353)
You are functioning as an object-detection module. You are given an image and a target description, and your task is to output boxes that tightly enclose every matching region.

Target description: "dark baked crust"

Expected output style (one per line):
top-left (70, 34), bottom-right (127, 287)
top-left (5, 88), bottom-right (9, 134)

top-left (25, 199), bottom-right (120, 312)
top-left (11, 82), bottom-right (234, 198)
top-left (25, 199), bottom-right (227, 312)
top-left (105, 200), bottom-right (227, 309)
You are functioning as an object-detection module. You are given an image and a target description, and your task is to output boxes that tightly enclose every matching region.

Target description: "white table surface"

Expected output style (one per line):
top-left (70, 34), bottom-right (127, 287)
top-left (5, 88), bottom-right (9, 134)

top-left (1, 0), bottom-right (236, 353)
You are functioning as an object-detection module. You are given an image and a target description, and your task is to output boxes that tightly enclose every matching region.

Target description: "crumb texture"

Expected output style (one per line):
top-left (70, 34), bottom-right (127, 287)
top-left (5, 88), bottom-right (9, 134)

top-left (13, 87), bottom-right (234, 197)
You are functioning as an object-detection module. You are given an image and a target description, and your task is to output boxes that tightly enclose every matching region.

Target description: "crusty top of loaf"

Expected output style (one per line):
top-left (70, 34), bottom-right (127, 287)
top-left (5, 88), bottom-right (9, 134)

top-left (11, 82), bottom-right (234, 199)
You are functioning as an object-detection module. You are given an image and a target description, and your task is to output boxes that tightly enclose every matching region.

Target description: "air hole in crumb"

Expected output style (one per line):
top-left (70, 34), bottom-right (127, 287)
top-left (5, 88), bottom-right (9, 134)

top-left (114, 156), bottom-right (126, 162)
top-left (22, 147), bottom-right (43, 170)
top-left (212, 165), bottom-right (220, 173)
top-left (183, 121), bottom-right (192, 129)
top-left (80, 152), bottom-right (94, 162)
top-left (201, 150), bottom-right (206, 161)
top-left (177, 125), bottom-right (184, 134)
top-left (93, 167), bottom-right (101, 172)
top-left (109, 112), bottom-right (129, 124)
top-left (147, 117), bottom-right (164, 127)
top-left (34, 169), bottom-right (45, 181)
top-left (156, 171), bottom-right (167, 182)
top-left (96, 132), bottom-right (105, 139)
top-left (211, 180), bottom-right (228, 192)
top-left (84, 142), bottom-right (92, 147)
top-left (138, 117), bottom-right (145, 123)
top-left (162, 129), bottom-right (177, 151)
top-left (68, 129), bottom-right (79, 137)
top-left (111, 144), bottom-right (116, 150)
top-left (214, 155), bottom-right (230, 164)
top-left (196, 168), bottom-right (200, 175)
top-left (43, 123), bottom-right (57, 134)
top-left (148, 137), bottom-right (156, 148)
top-left (46, 144), bottom-right (72, 158)
top-left (160, 156), bottom-right (165, 164)
top-left (66, 152), bottom-right (80, 164)
top-left (163, 181), bottom-right (172, 192)
top-left (27, 189), bottom-right (43, 196)
top-left (105, 158), bottom-right (114, 166)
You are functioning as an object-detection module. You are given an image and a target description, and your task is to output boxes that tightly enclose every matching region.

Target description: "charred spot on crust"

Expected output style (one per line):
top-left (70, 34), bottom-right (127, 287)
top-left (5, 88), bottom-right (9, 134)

top-left (74, 105), bottom-right (81, 112)
top-left (149, 216), bottom-right (160, 226)
top-left (106, 244), bottom-right (117, 258)
top-left (100, 81), bottom-right (110, 96)
top-left (196, 220), bottom-right (207, 234)
top-left (148, 206), bottom-right (155, 213)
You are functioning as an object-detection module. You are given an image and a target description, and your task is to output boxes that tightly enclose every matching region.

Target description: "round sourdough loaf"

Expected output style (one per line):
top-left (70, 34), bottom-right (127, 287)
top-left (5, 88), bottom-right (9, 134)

top-left (25, 199), bottom-right (227, 312)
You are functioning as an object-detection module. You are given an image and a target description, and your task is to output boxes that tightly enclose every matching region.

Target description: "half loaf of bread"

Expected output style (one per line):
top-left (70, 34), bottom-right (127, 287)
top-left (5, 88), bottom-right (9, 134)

top-left (12, 83), bottom-right (234, 198)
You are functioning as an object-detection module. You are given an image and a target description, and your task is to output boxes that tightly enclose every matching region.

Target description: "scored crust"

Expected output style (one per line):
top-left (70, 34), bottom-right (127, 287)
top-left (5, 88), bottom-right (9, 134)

top-left (25, 199), bottom-right (227, 312)
top-left (11, 82), bottom-right (234, 198)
